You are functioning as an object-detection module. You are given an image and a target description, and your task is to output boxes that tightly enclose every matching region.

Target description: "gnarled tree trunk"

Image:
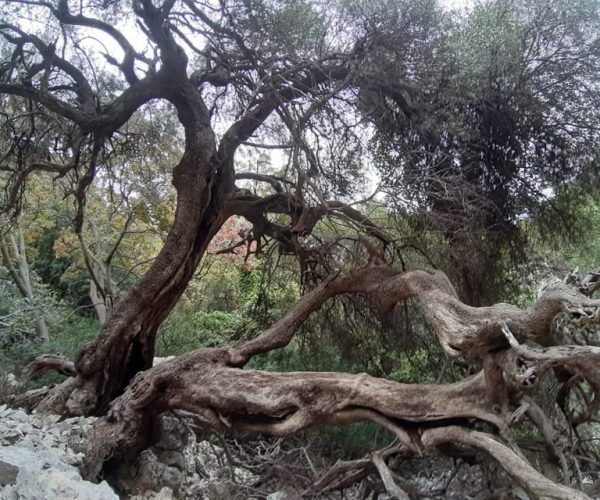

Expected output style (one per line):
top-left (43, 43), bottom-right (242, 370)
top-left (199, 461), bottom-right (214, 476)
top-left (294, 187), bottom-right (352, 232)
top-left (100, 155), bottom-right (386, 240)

top-left (76, 262), bottom-right (600, 499)
top-left (39, 81), bottom-right (232, 415)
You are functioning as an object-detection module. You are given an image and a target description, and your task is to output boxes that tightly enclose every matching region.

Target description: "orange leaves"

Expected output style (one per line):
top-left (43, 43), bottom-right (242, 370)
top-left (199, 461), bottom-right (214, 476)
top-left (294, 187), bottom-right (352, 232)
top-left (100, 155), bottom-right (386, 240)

top-left (208, 216), bottom-right (257, 270)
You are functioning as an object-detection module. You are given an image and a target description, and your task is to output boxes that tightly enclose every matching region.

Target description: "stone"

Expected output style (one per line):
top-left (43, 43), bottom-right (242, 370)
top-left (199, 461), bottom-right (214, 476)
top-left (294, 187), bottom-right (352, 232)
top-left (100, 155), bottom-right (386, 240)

top-left (0, 431), bottom-right (22, 446)
top-left (0, 461), bottom-right (18, 488)
top-left (267, 492), bottom-right (289, 500)
top-left (0, 446), bottom-right (71, 486)
top-left (152, 356), bottom-right (175, 366)
top-left (8, 410), bottom-right (28, 423)
top-left (113, 448), bottom-right (184, 496)
top-left (0, 445), bottom-right (117, 500)
top-left (154, 415), bottom-right (189, 451)
top-left (154, 486), bottom-right (175, 499)
top-left (0, 398), bottom-right (264, 500)
top-left (1, 466), bottom-right (117, 500)
top-left (154, 449), bottom-right (186, 472)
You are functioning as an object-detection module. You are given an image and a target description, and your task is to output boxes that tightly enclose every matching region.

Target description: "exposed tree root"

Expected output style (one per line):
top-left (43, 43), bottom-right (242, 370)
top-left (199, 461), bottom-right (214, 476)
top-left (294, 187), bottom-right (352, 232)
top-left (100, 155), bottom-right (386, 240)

top-left (371, 451), bottom-right (411, 499)
top-left (6, 386), bottom-right (50, 411)
top-left (523, 396), bottom-right (571, 485)
top-left (313, 446), bottom-right (412, 495)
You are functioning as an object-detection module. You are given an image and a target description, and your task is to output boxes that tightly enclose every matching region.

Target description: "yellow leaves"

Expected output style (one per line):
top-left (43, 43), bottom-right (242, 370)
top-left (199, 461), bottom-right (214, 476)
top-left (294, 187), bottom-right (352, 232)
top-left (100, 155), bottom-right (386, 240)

top-left (53, 228), bottom-right (79, 260)
top-left (155, 203), bottom-right (176, 234)
top-left (132, 201), bottom-right (151, 225)
top-left (130, 198), bottom-right (175, 234)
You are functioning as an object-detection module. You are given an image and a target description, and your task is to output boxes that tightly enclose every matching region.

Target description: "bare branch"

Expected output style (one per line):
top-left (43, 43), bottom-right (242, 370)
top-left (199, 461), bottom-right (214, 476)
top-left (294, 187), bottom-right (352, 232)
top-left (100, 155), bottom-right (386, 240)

top-left (51, 0), bottom-right (148, 83)
top-left (421, 426), bottom-right (589, 500)
top-left (21, 354), bottom-right (77, 382)
top-left (371, 452), bottom-right (410, 500)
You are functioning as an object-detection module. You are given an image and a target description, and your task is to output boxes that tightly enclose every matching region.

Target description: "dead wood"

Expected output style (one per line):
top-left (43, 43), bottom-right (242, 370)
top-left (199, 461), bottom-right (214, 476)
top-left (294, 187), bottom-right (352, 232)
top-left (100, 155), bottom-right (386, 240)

top-left (21, 354), bottom-right (77, 382)
top-left (420, 426), bottom-right (589, 500)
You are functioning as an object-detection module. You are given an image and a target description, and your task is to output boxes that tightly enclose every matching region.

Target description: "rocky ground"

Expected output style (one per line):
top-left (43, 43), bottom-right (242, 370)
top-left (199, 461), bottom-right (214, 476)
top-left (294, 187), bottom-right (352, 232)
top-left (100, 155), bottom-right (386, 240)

top-left (0, 404), bottom-right (116, 499)
top-left (0, 400), bottom-right (526, 500)
top-left (2, 363), bottom-right (597, 500)
top-left (0, 357), bottom-right (293, 500)
top-left (0, 399), bottom-right (483, 500)
top-left (0, 404), bottom-right (288, 500)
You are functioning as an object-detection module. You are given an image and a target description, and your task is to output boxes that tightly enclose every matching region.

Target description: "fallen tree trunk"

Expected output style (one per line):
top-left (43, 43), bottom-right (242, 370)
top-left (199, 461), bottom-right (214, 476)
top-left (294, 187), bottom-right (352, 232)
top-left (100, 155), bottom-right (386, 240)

top-left (75, 262), bottom-right (600, 498)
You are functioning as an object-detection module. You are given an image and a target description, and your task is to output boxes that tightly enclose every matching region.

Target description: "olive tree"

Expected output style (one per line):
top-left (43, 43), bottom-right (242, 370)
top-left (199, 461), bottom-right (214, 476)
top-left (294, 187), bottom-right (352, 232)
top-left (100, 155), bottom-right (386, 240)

top-left (1, 0), bottom-right (599, 497)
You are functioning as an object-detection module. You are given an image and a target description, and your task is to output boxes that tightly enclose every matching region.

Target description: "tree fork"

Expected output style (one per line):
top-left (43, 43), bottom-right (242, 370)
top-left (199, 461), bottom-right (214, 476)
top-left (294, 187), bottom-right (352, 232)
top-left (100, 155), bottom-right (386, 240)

top-left (38, 114), bottom-right (232, 414)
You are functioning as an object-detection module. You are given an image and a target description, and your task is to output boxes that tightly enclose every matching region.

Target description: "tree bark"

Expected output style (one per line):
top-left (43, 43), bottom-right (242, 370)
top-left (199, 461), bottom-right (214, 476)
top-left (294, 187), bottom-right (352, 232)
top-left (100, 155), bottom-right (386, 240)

top-left (69, 169), bottom-right (227, 414)
top-left (38, 79), bottom-right (233, 415)
top-left (89, 279), bottom-right (107, 325)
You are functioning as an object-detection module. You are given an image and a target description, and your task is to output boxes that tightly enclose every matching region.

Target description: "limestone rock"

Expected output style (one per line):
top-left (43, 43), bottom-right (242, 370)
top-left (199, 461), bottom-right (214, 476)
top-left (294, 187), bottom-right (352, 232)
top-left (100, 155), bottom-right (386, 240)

top-left (113, 448), bottom-right (185, 496)
top-left (2, 467), bottom-right (117, 500)
top-left (0, 401), bottom-right (261, 499)
top-left (154, 415), bottom-right (189, 451)
top-left (0, 446), bottom-right (71, 486)
top-left (0, 446), bottom-right (117, 500)
top-left (267, 493), bottom-right (289, 500)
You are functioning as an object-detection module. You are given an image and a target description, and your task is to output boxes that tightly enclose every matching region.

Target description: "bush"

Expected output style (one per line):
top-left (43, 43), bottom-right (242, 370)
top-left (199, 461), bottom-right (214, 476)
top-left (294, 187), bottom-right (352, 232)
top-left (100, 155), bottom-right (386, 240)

top-left (0, 313), bottom-right (98, 385)
top-left (156, 309), bottom-right (254, 356)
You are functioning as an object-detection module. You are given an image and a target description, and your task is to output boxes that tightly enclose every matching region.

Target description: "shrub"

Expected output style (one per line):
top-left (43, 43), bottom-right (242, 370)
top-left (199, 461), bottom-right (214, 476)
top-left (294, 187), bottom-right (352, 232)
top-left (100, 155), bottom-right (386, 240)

top-left (156, 309), bottom-right (253, 356)
top-left (0, 313), bottom-right (98, 385)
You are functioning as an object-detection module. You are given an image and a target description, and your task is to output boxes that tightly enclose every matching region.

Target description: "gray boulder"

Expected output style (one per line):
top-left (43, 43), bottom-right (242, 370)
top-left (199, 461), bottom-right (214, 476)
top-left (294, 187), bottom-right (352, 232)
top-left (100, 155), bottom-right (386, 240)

top-left (0, 447), bottom-right (72, 486)
top-left (0, 446), bottom-right (117, 500)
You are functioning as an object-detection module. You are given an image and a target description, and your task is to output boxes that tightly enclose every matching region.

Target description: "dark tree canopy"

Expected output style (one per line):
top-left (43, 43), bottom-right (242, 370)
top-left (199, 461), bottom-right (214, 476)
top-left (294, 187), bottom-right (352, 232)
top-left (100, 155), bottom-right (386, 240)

top-left (1, 0), bottom-right (600, 498)
top-left (365, 0), bottom-right (600, 305)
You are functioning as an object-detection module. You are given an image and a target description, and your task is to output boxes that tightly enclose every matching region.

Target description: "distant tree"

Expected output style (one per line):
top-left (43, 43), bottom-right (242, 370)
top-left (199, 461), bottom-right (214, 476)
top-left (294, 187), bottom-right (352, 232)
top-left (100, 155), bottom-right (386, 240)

top-left (54, 157), bottom-right (169, 324)
top-left (0, 219), bottom-right (49, 341)
top-left (207, 215), bottom-right (255, 270)
top-left (368, 0), bottom-right (600, 305)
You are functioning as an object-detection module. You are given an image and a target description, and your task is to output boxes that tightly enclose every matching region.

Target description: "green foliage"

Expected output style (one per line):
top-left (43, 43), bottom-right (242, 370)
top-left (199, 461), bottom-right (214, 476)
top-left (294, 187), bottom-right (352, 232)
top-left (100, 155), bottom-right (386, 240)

top-left (239, 266), bottom-right (300, 320)
top-left (156, 309), bottom-right (250, 356)
top-left (0, 312), bottom-right (98, 384)
top-left (388, 350), bottom-right (438, 384)
top-left (0, 264), bottom-right (57, 339)
top-left (156, 260), bottom-right (301, 356)
top-left (247, 342), bottom-right (306, 372)
top-left (366, 0), bottom-right (600, 305)
top-left (0, 229), bottom-right (98, 380)
top-left (311, 422), bottom-right (394, 459)
top-left (511, 426), bottom-right (541, 440)
top-left (562, 197), bottom-right (600, 272)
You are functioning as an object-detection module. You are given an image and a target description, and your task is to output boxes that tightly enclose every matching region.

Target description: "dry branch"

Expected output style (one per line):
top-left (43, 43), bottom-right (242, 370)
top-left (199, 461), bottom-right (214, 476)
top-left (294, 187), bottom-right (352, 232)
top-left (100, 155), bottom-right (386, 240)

top-left (421, 427), bottom-right (589, 500)
top-left (371, 452), bottom-right (410, 500)
top-left (21, 354), bottom-right (77, 381)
